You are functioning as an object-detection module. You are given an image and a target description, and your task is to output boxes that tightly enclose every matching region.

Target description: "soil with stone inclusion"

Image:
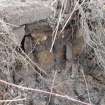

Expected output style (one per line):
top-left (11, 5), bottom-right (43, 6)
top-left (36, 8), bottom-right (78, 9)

top-left (0, 24), bottom-right (104, 105)
top-left (11, 22), bottom-right (105, 105)
top-left (0, 23), bottom-right (105, 105)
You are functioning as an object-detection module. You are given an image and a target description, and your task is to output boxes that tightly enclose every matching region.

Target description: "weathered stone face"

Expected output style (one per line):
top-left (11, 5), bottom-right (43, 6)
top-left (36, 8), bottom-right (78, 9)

top-left (12, 25), bottom-right (25, 46)
top-left (0, 1), bottom-right (52, 26)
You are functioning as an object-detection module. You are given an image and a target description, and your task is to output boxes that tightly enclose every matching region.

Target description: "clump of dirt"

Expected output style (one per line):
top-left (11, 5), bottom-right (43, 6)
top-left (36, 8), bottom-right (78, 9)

top-left (38, 50), bottom-right (54, 65)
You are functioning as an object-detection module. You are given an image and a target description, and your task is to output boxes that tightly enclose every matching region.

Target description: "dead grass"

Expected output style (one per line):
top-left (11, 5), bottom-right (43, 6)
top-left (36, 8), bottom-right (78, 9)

top-left (0, 0), bottom-right (105, 105)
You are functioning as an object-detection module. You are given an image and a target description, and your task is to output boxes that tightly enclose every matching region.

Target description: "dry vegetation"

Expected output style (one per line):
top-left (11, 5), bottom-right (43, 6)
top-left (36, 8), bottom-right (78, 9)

top-left (0, 0), bottom-right (105, 105)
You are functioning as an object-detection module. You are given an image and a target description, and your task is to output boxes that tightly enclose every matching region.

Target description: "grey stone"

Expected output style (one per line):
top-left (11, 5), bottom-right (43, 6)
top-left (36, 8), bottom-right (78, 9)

top-left (66, 43), bottom-right (72, 61)
top-left (12, 25), bottom-right (25, 46)
top-left (25, 21), bottom-right (52, 35)
top-left (0, 2), bottom-right (52, 26)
